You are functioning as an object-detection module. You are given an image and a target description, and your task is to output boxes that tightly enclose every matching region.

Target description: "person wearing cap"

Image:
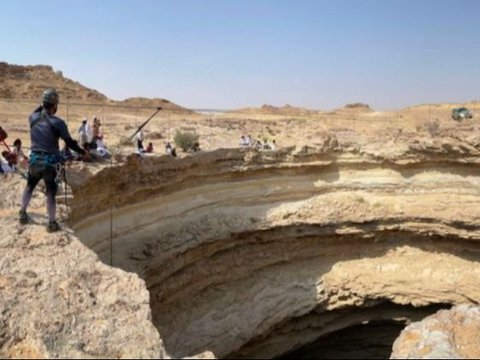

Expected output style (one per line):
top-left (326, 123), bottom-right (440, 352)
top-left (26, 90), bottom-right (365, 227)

top-left (19, 88), bottom-right (91, 232)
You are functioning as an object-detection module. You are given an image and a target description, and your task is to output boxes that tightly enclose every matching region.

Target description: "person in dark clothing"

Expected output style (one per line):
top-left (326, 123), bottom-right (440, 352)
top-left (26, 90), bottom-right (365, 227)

top-left (19, 89), bottom-right (91, 232)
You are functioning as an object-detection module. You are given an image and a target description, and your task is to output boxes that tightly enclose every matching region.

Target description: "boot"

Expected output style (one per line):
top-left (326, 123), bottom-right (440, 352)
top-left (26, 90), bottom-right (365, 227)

top-left (19, 209), bottom-right (29, 225)
top-left (47, 220), bottom-right (60, 233)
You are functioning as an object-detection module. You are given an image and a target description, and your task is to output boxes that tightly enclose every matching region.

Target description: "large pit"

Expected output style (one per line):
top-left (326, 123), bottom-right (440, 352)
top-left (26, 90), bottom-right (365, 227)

top-left (69, 147), bottom-right (480, 358)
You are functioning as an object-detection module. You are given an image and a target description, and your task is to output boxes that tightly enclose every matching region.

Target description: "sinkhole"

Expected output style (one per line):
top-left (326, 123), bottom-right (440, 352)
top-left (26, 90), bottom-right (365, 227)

top-left (68, 159), bottom-right (480, 358)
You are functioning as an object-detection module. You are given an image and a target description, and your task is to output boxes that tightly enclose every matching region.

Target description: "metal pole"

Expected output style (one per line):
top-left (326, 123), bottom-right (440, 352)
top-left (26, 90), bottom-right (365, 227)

top-left (129, 107), bottom-right (162, 141)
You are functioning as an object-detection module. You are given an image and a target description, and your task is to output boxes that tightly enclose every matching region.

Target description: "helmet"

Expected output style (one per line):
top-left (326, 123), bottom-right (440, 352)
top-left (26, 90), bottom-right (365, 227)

top-left (42, 88), bottom-right (59, 106)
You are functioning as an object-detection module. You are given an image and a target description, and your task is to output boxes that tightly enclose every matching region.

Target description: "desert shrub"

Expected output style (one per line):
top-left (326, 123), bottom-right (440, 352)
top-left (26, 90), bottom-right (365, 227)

top-left (425, 120), bottom-right (440, 137)
top-left (174, 129), bottom-right (199, 152)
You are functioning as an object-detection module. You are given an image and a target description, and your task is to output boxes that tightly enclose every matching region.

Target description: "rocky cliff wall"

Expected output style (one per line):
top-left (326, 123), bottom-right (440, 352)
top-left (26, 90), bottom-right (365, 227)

top-left (68, 138), bottom-right (480, 358)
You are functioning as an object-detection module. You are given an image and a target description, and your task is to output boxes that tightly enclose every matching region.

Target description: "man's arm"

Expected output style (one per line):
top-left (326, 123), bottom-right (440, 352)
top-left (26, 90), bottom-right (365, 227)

top-left (56, 121), bottom-right (87, 156)
top-left (58, 121), bottom-right (91, 161)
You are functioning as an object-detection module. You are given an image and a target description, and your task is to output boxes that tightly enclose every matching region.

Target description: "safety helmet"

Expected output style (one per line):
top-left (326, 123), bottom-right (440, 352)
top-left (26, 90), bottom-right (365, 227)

top-left (42, 88), bottom-right (60, 106)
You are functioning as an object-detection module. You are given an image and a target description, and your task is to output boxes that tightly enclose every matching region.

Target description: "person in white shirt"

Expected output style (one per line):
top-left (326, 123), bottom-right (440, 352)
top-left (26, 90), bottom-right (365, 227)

top-left (12, 138), bottom-right (28, 169)
top-left (78, 118), bottom-right (92, 151)
top-left (136, 130), bottom-right (144, 152)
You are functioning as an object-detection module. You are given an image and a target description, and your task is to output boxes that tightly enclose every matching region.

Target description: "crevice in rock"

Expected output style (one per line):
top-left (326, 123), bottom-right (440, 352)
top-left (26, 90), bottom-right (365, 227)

top-left (279, 321), bottom-right (413, 359)
top-left (230, 302), bottom-right (450, 359)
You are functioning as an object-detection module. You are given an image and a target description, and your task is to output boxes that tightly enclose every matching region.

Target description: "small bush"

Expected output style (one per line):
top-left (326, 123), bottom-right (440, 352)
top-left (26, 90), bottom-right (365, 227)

top-left (174, 129), bottom-right (199, 152)
top-left (425, 120), bottom-right (440, 137)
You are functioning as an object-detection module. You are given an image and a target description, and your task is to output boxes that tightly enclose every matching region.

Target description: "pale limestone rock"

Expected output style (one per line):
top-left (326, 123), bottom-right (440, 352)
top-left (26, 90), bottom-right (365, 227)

top-left (68, 143), bottom-right (480, 358)
top-left (0, 206), bottom-right (168, 358)
top-left (391, 305), bottom-right (480, 359)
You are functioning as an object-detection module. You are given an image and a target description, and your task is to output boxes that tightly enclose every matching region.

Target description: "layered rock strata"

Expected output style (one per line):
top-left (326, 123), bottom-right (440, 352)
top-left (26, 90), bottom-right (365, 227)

top-left (70, 138), bottom-right (480, 358)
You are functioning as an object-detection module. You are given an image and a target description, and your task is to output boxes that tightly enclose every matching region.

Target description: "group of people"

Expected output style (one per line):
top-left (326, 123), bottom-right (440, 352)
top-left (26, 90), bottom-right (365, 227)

top-left (10, 88), bottom-right (282, 233)
top-left (135, 134), bottom-right (178, 158)
top-left (0, 138), bottom-right (28, 174)
top-left (77, 116), bottom-right (109, 159)
top-left (135, 131), bottom-right (181, 158)
top-left (240, 135), bottom-right (276, 151)
top-left (135, 130), bottom-right (154, 154)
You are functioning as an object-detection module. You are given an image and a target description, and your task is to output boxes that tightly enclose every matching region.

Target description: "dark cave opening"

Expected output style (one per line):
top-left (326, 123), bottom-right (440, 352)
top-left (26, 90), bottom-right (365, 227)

top-left (258, 303), bottom-right (452, 360)
top-left (278, 320), bottom-right (406, 359)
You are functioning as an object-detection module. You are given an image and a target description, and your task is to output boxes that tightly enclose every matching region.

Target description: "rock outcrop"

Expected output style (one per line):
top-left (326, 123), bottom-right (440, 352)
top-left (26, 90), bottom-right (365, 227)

top-left (391, 304), bottom-right (480, 359)
top-left (0, 176), bottom-right (168, 358)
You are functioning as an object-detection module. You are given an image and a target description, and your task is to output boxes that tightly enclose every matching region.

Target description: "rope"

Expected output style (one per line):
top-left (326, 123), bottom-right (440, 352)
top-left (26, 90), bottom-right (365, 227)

top-left (109, 155), bottom-right (114, 266)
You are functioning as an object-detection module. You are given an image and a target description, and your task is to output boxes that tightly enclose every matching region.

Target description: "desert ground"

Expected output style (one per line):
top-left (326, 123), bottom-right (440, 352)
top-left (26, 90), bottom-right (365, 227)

top-left (1, 97), bottom-right (479, 158)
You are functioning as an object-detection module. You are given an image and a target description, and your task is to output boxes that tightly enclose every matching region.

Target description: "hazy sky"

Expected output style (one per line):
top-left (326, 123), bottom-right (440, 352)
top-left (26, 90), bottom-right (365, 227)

top-left (1, 0), bottom-right (479, 110)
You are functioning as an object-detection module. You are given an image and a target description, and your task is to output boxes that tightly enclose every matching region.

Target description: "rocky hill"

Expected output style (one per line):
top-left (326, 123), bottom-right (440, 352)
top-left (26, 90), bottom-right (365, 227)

top-left (0, 61), bottom-right (192, 113)
top-left (0, 62), bottom-right (107, 102)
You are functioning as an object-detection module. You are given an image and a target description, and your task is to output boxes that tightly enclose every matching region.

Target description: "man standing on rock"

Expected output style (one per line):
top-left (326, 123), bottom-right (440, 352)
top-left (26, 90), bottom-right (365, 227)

top-left (19, 89), bottom-right (90, 232)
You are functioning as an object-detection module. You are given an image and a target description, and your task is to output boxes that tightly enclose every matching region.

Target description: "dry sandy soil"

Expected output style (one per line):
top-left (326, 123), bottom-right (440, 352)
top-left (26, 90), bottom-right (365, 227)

top-left (1, 96), bottom-right (480, 160)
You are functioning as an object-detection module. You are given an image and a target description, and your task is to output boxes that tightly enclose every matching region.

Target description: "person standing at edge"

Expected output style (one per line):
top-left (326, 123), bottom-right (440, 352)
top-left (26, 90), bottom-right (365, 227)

top-left (19, 89), bottom-right (90, 232)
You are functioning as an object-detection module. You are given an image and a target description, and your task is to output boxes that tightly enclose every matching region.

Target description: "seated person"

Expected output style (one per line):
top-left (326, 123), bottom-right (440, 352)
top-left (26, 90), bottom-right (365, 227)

top-left (1, 151), bottom-right (16, 173)
top-left (165, 142), bottom-right (172, 155)
top-left (192, 141), bottom-right (200, 152)
top-left (165, 142), bottom-right (177, 157)
top-left (145, 142), bottom-right (154, 153)
top-left (270, 139), bottom-right (277, 151)
top-left (240, 135), bottom-right (250, 146)
top-left (12, 138), bottom-right (28, 169)
top-left (95, 138), bottom-right (110, 158)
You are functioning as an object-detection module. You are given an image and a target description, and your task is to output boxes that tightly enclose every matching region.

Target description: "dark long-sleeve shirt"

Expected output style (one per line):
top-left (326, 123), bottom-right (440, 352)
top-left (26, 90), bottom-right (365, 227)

top-left (29, 107), bottom-right (85, 155)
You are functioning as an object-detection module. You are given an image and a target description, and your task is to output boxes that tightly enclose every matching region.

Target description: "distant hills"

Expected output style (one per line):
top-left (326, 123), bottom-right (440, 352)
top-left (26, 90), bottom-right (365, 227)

top-left (232, 102), bottom-right (374, 115)
top-left (0, 61), bottom-right (193, 113)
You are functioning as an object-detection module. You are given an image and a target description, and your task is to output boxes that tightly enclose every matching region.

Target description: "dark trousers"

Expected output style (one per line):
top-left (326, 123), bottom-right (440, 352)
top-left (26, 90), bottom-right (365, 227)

top-left (26, 164), bottom-right (58, 196)
top-left (21, 163), bottom-right (58, 221)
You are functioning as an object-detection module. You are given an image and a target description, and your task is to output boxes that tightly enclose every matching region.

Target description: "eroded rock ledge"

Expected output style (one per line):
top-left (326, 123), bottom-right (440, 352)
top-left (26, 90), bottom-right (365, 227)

top-left (0, 177), bottom-right (167, 358)
top-left (68, 139), bottom-right (480, 358)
